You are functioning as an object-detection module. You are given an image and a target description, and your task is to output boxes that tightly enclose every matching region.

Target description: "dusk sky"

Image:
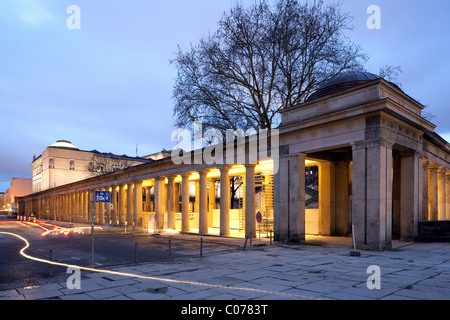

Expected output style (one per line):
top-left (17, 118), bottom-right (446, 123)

top-left (1, 0), bottom-right (449, 192)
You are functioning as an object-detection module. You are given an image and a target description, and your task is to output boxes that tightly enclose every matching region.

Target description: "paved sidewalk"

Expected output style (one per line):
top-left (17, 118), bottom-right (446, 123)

top-left (1, 235), bottom-right (450, 300)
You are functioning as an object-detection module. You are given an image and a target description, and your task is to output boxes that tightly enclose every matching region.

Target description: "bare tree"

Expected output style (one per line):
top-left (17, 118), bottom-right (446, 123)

top-left (172, 0), bottom-right (368, 132)
top-left (379, 64), bottom-right (403, 88)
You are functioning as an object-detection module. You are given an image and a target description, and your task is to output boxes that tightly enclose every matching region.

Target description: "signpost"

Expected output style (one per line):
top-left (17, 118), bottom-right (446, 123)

top-left (256, 211), bottom-right (262, 242)
top-left (91, 191), bottom-right (111, 268)
top-left (95, 191), bottom-right (111, 203)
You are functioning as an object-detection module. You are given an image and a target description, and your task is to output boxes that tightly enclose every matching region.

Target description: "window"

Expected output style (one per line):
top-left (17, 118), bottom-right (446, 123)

top-left (70, 160), bottom-right (75, 170)
top-left (49, 158), bottom-right (54, 169)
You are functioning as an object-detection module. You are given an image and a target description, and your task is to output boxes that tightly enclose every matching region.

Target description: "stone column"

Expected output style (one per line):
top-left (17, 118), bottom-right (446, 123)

top-left (208, 178), bottom-right (216, 227)
top-left (422, 159), bottom-right (429, 221)
top-left (220, 166), bottom-right (231, 236)
top-left (111, 185), bottom-right (118, 224)
top-left (127, 182), bottom-right (134, 227)
top-left (67, 193), bottom-right (72, 222)
top-left (245, 164), bottom-right (257, 238)
top-left (105, 187), bottom-right (111, 224)
top-left (428, 163), bottom-right (438, 221)
top-left (118, 183), bottom-right (126, 226)
top-left (438, 167), bottom-right (447, 221)
top-left (199, 170), bottom-right (209, 234)
top-left (99, 189), bottom-right (105, 224)
top-left (167, 175), bottom-right (177, 230)
top-left (194, 180), bottom-right (200, 213)
top-left (94, 189), bottom-right (100, 223)
top-left (85, 190), bottom-right (90, 223)
top-left (274, 153), bottom-right (306, 243)
top-left (352, 140), bottom-right (393, 251)
top-left (144, 187), bottom-right (150, 212)
top-left (181, 172), bottom-right (191, 232)
top-left (78, 192), bottom-right (82, 222)
top-left (73, 192), bottom-right (78, 222)
top-left (446, 172), bottom-right (450, 221)
top-left (318, 161), bottom-right (336, 236)
top-left (155, 177), bottom-right (166, 230)
top-left (174, 182), bottom-right (180, 212)
top-left (133, 181), bottom-right (143, 229)
top-left (400, 152), bottom-right (421, 241)
top-left (335, 161), bottom-right (350, 236)
top-left (88, 190), bottom-right (94, 224)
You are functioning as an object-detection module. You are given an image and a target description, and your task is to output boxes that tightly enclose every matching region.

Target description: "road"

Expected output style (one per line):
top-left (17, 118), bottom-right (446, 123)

top-left (0, 215), bottom-right (237, 291)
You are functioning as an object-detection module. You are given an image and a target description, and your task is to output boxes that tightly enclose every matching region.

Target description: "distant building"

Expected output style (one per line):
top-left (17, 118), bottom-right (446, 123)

top-left (0, 192), bottom-right (7, 211)
top-left (31, 140), bottom-right (152, 193)
top-left (4, 178), bottom-right (32, 211)
top-left (142, 149), bottom-right (171, 161)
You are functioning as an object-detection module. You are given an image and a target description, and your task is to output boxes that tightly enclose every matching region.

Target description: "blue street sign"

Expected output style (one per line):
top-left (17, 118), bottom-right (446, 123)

top-left (95, 191), bottom-right (111, 203)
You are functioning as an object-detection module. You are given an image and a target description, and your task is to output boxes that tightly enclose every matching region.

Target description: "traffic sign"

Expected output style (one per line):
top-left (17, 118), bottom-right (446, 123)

top-left (94, 191), bottom-right (111, 203)
top-left (256, 211), bottom-right (262, 223)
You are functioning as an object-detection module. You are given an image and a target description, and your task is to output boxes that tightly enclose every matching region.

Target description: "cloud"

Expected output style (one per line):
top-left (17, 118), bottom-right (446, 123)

top-left (3, 0), bottom-right (55, 27)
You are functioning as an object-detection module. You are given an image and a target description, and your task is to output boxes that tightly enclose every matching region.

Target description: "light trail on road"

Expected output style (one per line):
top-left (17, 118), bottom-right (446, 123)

top-left (0, 228), bottom-right (309, 300)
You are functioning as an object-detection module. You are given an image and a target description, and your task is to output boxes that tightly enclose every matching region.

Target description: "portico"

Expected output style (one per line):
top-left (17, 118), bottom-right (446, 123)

top-left (19, 72), bottom-right (450, 251)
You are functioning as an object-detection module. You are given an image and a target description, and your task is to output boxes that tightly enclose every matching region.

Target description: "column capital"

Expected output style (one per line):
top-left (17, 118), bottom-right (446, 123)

top-left (428, 162), bottom-right (439, 170)
top-left (199, 168), bottom-right (211, 176)
top-left (438, 166), bottom-right (447, 173)
top-left (317, 160), bottom-right (335, 168)
top-left (352, 139), bottom-right (394, 151)
top-left (220, 165), bottom-right (233, 171)
top-left (280, 152), bottom-right (307, 162)
top-left (181, 171), bottom-right (193, 179)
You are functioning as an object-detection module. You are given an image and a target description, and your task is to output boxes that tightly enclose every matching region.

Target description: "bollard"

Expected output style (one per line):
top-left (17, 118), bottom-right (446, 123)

top-left (135, 242), bottom-right (138, 266)
top-left (169, 240), bottom-right (172, 260)
top-left (49, 249), bottom-right (53, 277)
top-left (200, 237), bottom-right (203, 257)
top-left (243, 233), bottom-right (248, 251)
top-left (269, 230), bottom-right (273, 245)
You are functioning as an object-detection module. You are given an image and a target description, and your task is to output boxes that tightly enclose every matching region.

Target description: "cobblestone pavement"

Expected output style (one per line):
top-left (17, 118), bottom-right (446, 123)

top-left (1, 233), bottom-right (450, 301)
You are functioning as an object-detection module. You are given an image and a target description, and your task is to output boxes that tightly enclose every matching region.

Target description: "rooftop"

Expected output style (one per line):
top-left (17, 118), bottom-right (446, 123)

top-left (307, 71), bottom-right (380, 102)
top-left (48, 140), bottom-right (79, 150)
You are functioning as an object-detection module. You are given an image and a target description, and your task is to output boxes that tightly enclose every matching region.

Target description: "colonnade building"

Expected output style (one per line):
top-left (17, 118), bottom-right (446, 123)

top-left (19, 72), bottom-right (450, 251)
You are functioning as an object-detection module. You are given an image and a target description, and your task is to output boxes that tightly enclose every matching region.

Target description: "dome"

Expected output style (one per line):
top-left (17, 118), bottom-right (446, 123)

top-left (307, 71), bottom-right (380, 101)
top-left (48, 140), bottom-right (79, 150)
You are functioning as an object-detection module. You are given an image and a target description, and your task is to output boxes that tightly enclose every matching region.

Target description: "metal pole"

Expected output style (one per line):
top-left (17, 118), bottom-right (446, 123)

top-left (259, 222), bottom-right (261, 242)
top-left (135, 242), bottom-right (138, 266)
top-left (91, 191), bottom-right (95, 269)
top-left (49, 249), bottom-right (53, 277)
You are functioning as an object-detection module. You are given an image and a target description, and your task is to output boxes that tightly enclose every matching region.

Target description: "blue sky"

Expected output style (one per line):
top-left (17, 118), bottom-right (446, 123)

top-left (1, 0), bottom-right (449, 192)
